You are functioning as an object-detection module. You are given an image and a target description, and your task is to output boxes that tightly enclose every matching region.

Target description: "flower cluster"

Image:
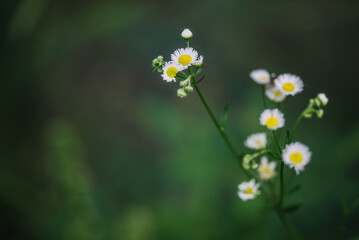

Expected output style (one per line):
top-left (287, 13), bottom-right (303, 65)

top-left (237, 69), bottom-right (329, 201)
top-left (152, 29), bottom-right (204, 98)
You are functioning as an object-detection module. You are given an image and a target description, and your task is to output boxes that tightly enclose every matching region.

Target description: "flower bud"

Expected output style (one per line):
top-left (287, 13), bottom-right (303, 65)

top-left (316, 109), bottom-right (324, 118)
top-left (185, 85), bottom-right (193, 92)
top-left (317, 93), bottom-right (328, 106)
top-left (177, 88), bottom-right (187, 98)
top-left (303, 111), bottom-right (313, 118)
top-left (181, 28), bottom-right (193, 40)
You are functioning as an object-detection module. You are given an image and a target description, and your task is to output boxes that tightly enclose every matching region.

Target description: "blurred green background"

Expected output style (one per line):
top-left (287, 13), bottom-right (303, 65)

top-left (1, 0), bottom-right (359, 239)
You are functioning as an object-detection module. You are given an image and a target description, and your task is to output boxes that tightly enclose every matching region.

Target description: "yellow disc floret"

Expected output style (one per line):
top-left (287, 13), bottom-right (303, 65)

top-left (167, 67), bottom-right (178, 78)
top-left (283, 83), bottom-right (295, 92)
top-left (244, 188), bottom-right (253, 194)
top-left (290, 152), bottom-right (303, 163)
top-left (266, 117), bottom-right (278, 128)
top-left (178, 55), bottom-right (192, 66)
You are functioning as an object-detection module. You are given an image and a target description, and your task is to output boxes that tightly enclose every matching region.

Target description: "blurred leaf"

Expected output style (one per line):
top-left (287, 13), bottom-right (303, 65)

top-left (283, 203), bottom-right (302, 214)
top-left (285, 130), bottom-right (290, 144)
top-left (196, 65), bottom-right (204, 75)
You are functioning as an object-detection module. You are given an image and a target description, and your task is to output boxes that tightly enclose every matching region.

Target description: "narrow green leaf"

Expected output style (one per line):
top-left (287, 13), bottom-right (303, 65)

top-left (285, 130), bottom-right (290, 144)
top-left (196, 75), bottom-right (205, 84)
top-left (220, 103), bottom-right (229, 129)
top-left (196, 65), bottom-right (204, 75)
top-left (283, 203), bottom-right (302, 214)
top-left (175, 76), bottom-right (186, 81)
top-left (287, 184), bottom-right (301, 195)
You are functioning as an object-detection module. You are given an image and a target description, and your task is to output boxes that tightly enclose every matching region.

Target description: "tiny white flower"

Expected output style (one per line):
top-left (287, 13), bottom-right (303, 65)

top-left (244, 133), bottom-right (267, 150)
top-left (161, 61), bottom-right (184, 82)
top-left (171, 47), bottom-right (198, 69)
top-left (259, 109), bottom-right (285, 130)
top-left (181, 28), bottom-right (193, 39)
top-left (317, 93), bottom-right (328, 106)
top-left (257, 157), bottom-right (276, 180)
top-left (237, 179), bottom-right (261, 201)
top-left (265, 85), bottom-right (286, 103)
top-left (274, 73), bottom-right (304, 96)
top-left (250, 69), bottom-right (271, 84)
top-left (282, 142), bottom-right (312, 174)
top-left (192, 55), bottom-right (204, 67)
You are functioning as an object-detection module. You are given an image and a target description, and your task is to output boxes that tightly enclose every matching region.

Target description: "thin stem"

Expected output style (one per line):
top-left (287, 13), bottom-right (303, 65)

top-left (261, 85), bottom-right (267, 108)
top-left (272, 131), bottom-right (282, 154)
top-left (192, 79), bottom-right (251, 178)
top-left (289, 112), bottom-right (304, 143)
top-left (276, 209), bottom-right (303, 240)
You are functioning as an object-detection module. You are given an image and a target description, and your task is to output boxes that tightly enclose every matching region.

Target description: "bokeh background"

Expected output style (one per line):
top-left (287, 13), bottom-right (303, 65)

top-left (1, 0), bottom-right (359, 239)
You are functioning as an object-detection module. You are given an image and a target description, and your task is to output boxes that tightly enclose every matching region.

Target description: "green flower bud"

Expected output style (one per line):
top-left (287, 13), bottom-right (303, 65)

top-left (185, 85), bottom-right (193, 92)
top-left (316, 109), bottom-right (324, 118)
top-left (177, 88), bottom-right (187, 98)
top-left (303, 111), bottom-right (313, 118)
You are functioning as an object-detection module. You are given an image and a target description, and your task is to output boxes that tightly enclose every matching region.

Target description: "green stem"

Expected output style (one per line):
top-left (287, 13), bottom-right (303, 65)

top-left (289, 112), bottom-right (304, 143)
top-left (261, 85), bottom-right (267, 108)
top-left (272, 131), bottom-right (284, 207)
top-left (276, 209), bottom-right (303, 240)
top-left (272, 131), bottom-right (282, 153)
top-left (192, 79), bottom-right (251, 178)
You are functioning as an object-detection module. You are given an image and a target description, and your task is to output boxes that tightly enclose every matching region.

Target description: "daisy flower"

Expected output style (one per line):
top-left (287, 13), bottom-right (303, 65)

top-left (161, 61), bottom-right (184, 82)
top-left (249, 69), bottom-right (270, 84)
top-left (265, 85), bottom-right (286, 103)
top-left (237, 179), bottom-right (261, 201)
top-left (171, 47), bottom-right (198, 69)
top-left (259, 109), bottom-right (285, 130)
top-left (257, 157), bottom-right (276, 180)
top-left (181, 29), bottom-right (192, 39)
top-left (244, 133), bottom-right (267, 150)
top-left (317, 93), bottom-right (328, 106)
top-left (282, 142), bottom-right (312, 174)
top-left (274, 73), bottom-right (304, 96)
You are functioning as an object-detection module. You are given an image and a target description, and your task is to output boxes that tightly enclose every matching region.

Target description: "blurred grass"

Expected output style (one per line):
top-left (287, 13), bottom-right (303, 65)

top-left (1, 0), bottom-right (359, 239)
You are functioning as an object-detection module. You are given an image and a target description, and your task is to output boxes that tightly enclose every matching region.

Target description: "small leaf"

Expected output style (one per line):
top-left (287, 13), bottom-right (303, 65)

top-left (287, 184), bottom-right (301, 195)
top-left (283, 203), bottom-right (302, 214)
top-left (175, 76), bottom-right (186, 81)
top-left (196, 75), bottom-right (205, 84)
top-left (220, 103), bottom-right (229, 129)
top-left (196, 65), bottom-right (204, 75)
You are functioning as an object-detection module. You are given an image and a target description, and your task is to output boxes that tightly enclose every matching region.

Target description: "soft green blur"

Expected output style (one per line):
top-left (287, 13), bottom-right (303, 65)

top-left (1, 0), bottom-right (359, 239)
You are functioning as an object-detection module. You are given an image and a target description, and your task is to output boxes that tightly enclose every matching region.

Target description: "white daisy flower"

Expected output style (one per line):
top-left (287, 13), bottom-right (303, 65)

top-left (257, 157), bottom-right (276, 180)
top-left (317, 93), bottom-right (328, 106)
top-left (282, 142), bottom-right (312, 174)
top-left (259, 109), bottom-right (285, 130)
top-left (244, 133), bottom-right (267, 150)
top-left (237, 179), bottom-right (261, 201)
top-left (171, 47), bottom-right (198, 69)
top-left (265, 85), bottom-right (286, 103)
top-left (161, 61), bottom-right (184, 82)
top-left (181, 29), bottom-right (193, 39)
top-left (274, 73), bottom-right (304, 96)
top-left (192, 55), bottom-right (204, 67)
top-left (249, 69), bottom-right (270, 84)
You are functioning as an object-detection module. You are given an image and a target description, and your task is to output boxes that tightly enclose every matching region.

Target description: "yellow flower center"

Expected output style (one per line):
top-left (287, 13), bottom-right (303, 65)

top-left (244, 187), bottom-right (253, 194)
top-left (255, 140), bottom-right (263, 148)
top-left (265, 117), bottom-right (278, 128)
top-left (282, 83), bottom-right (295, 92)
top-left (260, 166), bottom-right (271, 174)
top-left (274, 91), bottom-right (282, 97)
top-left (178, 55), bottom-right (192, 66)
top-left (259, 76), bottom-right (266, 81)
top-left (167, 67), bottom-right (178, 78)
top-left (290, 152), bottom-right (303, 163)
